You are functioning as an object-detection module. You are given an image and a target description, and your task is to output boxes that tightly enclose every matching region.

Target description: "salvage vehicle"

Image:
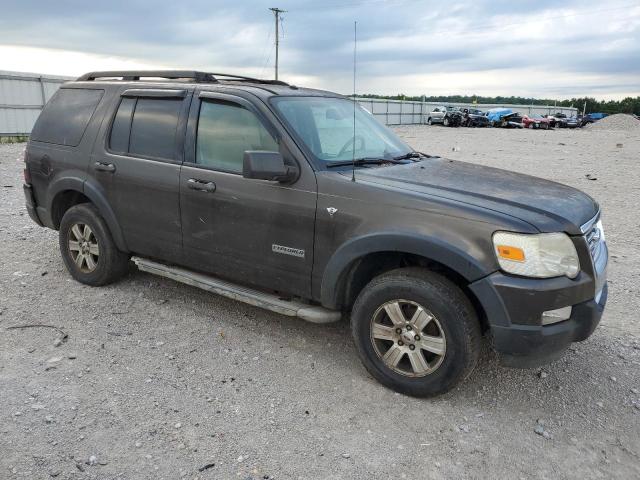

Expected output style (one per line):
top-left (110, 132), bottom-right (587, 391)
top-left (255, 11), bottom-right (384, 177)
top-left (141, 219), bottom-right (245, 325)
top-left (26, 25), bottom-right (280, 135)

top-left (547, 112), bottom-right (569, 128)
top-left (485, 108), bottom-right (524, 128)
top-left (522, 114), bottom-right (551, 130)
top-left (23, 71), bottom-right (608, 397)
top-left (460, 108), bottom-right (490, 127)
top-left (564, 116), bottom-right (580, 129)
top-left (427, 106), bottom-right (463, 127)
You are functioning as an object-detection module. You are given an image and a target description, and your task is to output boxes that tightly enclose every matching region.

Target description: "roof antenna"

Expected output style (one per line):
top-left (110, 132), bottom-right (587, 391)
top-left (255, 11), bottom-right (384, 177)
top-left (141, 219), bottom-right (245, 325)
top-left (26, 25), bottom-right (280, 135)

top-left (351, 20), bottom-right (357, 182)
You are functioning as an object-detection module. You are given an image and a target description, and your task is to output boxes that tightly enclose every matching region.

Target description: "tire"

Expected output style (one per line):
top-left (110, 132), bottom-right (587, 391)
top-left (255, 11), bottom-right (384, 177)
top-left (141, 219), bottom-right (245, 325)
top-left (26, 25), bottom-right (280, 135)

top-left (542, 123), bottom-right (549, 130)
top-left (59, 203), bottom-right (130, 286)
top-left (351, 267), bottom-right (481, 397)
top-left (443, 117), bottom-right (450, 127)
top-left (427, 118), bottom-right (432, 125)
top-left (528, 123), bottom-right (535, 129)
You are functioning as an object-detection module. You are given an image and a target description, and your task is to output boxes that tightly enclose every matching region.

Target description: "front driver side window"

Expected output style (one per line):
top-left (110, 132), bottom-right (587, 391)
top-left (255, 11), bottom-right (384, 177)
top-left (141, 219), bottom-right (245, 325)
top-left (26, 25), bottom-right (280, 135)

top-left (196, 100), bottom-right (279, 173)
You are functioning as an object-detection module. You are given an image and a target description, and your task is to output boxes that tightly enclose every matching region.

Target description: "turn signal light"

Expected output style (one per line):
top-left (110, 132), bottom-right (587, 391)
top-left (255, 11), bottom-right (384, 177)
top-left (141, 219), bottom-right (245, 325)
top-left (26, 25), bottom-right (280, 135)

top-left (496, 245), bottom-right (525, 262)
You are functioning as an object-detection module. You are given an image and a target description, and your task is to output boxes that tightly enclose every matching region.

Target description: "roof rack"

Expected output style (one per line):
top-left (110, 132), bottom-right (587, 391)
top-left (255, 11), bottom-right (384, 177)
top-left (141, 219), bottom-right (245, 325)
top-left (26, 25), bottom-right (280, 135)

top-left (76, 70), bottom-right (289, 86)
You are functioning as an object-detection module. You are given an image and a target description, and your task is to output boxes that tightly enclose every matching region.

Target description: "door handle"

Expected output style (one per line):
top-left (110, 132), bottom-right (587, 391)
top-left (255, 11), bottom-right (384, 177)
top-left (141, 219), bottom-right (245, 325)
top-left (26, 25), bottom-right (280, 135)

top-left (94, 162), bottom-right (116, 173)
top-left (187, 178), bottom-right (216, 193)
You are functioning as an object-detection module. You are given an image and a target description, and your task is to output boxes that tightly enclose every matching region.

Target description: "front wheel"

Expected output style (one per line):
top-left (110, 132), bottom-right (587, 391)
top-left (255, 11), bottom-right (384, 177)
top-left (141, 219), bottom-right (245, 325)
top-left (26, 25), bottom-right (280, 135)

top-left (427, 118), bottom-right (432, 125)
top-left (351, 268), bottom-right (481, 397)
top-left (59, 203), bottom-right (130, 286)
top-left (443, 117), bottom-right (450, 127)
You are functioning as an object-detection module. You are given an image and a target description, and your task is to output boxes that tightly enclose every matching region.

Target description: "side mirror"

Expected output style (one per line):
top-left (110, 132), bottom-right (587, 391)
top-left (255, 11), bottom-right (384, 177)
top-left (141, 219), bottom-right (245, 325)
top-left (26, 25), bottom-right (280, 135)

top-left (242, 151), bottom-right (297, 182)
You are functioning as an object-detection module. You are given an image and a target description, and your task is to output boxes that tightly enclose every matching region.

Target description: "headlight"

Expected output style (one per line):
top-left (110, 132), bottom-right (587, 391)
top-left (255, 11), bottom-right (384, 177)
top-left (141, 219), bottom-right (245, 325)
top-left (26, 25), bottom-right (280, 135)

top-left (492, 231), bottom-right (580, 279)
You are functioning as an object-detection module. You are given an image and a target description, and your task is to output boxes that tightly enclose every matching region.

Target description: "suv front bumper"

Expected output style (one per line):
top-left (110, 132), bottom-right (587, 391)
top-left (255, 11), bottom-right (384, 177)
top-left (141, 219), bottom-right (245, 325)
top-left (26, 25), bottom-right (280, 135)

top-left (470, 269), bottom-right (607, 368)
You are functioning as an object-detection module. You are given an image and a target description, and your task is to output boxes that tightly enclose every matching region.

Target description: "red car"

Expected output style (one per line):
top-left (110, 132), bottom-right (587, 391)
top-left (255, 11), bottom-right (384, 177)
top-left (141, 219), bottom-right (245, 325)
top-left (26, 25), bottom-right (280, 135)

top-left (522, 114), bottom-right (552, 129)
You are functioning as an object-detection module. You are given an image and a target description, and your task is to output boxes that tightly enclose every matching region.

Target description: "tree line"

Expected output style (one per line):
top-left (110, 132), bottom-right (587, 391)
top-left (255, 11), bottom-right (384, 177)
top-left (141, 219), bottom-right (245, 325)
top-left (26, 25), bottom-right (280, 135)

top-left (357, 94), bottom-right (640, 115)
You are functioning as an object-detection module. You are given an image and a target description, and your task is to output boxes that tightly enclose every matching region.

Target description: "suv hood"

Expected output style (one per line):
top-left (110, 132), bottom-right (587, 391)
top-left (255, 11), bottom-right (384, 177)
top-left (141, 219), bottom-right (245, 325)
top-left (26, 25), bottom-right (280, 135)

top-left (356, 158), bottom-right (598, 234)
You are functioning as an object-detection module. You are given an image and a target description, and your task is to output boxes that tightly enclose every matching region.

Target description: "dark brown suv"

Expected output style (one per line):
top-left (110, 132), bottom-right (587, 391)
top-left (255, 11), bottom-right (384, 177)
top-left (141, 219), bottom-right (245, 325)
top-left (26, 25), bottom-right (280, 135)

top-left (23, 70), bottom-right (608, 396)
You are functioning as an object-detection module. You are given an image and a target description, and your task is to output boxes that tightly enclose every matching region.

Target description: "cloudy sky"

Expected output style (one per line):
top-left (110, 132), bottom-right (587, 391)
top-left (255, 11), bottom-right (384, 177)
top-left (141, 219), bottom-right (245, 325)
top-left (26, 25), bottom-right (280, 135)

top-left (1, 0), bottom-right (639, 99)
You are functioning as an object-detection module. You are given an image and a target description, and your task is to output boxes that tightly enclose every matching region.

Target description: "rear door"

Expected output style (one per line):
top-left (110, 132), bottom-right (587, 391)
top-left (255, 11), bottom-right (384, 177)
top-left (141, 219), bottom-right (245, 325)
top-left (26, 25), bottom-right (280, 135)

top-left (90, 88), bottom-right (192, 262)
top-left (179, 90), bottom-right (317, 297)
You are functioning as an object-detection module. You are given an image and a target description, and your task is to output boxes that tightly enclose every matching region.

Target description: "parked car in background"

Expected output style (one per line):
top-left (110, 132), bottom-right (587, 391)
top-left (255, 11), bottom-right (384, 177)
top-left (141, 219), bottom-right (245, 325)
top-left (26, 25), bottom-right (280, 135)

top-left (547, 112), bottom-right (574, 128)
top-left (427, 106), bottom-right (463, 127)
top-left (461, 108), bottom-right (490, 127)
top-left (522, 114), bottom-right (551, 130)
top-left (565, 116), bottom-right (579, 129)
top-left (586, 113), bottom-right (608, 122)
top-left (485, 108), bottom-right (523, 128)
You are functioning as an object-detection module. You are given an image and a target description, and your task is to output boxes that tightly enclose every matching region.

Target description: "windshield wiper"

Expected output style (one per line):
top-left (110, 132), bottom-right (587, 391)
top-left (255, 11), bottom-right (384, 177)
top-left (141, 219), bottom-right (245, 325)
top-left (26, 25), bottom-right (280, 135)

top-left (392, 151), bottom-right (432, 161)
top-left (326, 157), bottom-right (405, 168)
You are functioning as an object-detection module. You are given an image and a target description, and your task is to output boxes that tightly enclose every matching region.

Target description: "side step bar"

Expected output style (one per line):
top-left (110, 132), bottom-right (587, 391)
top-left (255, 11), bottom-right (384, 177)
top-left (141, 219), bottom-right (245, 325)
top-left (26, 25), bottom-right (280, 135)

top-left (132, 257), bottom-right (341, 324)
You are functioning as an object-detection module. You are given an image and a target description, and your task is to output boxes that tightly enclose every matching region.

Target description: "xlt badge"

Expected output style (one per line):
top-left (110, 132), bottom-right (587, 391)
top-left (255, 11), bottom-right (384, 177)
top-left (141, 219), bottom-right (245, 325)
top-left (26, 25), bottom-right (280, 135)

top-left (272, 244), bottom-right (305, 258)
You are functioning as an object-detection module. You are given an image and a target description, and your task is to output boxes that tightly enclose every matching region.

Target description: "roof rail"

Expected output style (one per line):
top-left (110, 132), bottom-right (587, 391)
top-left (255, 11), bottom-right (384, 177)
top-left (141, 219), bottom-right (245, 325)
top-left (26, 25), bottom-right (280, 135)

top-left (76, 70), bottom-right (289, 86)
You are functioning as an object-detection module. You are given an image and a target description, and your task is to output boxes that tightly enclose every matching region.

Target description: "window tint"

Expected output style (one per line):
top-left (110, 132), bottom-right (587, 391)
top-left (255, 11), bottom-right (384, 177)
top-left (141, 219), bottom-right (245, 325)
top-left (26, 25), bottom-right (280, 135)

top-left (109, 97), bottom-right (136, 153)
top-left (196, 100), bottom-right (278, 173)
top-left (129, 98), bottom-right (182, 160)
top-left (31, 88), bottom-right (103, 146)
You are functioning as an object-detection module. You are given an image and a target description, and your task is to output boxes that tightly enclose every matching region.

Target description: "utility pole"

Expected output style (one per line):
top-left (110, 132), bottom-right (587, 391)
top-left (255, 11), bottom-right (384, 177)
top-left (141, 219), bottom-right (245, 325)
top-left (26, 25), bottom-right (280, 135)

top-left (269, 7), bottom-right (286, 81)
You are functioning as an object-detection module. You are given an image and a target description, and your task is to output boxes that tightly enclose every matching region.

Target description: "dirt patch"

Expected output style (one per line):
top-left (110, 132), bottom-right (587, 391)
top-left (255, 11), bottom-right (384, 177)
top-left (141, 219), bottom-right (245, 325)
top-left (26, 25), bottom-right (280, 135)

top-left (1, 128), bottom-right (639, 479)
top-left (585, 113), bottom-right (640, 132)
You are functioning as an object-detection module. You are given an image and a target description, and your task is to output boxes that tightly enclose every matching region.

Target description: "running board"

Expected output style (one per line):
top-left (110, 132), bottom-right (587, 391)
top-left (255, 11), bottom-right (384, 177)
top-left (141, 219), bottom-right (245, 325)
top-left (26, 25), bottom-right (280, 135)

top-left (131, 257), bottom-right (341, 324)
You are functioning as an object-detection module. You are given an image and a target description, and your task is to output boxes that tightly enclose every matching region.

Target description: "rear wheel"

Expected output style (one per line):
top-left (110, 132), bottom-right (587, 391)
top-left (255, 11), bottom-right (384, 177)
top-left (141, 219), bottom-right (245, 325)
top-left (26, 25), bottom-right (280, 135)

top-left (427, 117), bottom-right (432, 125)
top-left (351, 268), bottom-right (481, 397)
top-left (528, 122), bottom-right (535, 129)
top-left (443, 117), bottom-right (450, 127)
top-left (59, 204), bottom-right (130, 286)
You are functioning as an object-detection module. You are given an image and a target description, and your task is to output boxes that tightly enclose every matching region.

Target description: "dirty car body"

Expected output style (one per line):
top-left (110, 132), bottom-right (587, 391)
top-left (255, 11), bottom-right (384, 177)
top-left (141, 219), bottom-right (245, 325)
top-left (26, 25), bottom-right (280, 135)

top-left (23, 71), bottom-right (608, 395)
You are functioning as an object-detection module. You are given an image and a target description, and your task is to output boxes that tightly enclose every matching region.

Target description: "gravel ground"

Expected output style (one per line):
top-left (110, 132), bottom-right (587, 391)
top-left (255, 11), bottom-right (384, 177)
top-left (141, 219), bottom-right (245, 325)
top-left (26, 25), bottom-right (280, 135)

top-left (1, 125), bottom-right (639, 479)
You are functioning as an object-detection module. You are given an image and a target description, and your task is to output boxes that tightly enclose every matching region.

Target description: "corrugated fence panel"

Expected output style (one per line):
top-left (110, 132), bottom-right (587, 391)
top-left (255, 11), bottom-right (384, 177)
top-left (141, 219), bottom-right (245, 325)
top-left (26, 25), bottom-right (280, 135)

top-left (0, 70), bottom-right (70, 136)
top-left (357, 98), bottom-right (578, 125)
top-left (1, 70), bottom-right (581, 135)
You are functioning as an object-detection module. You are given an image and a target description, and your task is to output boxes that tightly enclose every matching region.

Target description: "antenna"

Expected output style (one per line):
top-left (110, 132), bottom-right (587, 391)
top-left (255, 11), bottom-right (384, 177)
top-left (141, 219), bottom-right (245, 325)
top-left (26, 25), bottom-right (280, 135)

top-left (351, 21), bottom-right (357, 183)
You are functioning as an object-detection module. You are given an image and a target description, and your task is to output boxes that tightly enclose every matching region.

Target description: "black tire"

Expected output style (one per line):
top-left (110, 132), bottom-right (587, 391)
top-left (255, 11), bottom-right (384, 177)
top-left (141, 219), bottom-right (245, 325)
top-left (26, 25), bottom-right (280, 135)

top-left (351, 267), bottom-right (481, 397)
top-left (59, 203), bottom-right (130, 286)
top-left (443, 116), bottom-right (450, 127)
top-left (427, 117), bottom-right (432, 125)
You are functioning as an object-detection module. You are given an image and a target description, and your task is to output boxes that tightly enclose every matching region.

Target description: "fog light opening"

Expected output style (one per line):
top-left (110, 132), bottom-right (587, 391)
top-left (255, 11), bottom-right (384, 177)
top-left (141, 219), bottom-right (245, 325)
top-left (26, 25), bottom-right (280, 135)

top-left (542, 306), bottom-right (572, 325)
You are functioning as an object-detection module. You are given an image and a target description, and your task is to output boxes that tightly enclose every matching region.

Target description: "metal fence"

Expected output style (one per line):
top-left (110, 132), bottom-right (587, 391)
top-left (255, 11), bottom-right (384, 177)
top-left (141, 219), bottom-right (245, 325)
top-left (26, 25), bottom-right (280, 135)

top-left (0, 70), bottom-right (580, 138)
top-left (356, 97), bottom-right (578, 125)
top-left (0, 70), bottom-right (71, 139)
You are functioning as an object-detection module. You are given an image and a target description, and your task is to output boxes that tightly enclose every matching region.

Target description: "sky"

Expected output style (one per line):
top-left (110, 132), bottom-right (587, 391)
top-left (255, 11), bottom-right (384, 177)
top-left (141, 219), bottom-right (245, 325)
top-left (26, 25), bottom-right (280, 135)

top-left (1, 0), bottom-right (639, 100)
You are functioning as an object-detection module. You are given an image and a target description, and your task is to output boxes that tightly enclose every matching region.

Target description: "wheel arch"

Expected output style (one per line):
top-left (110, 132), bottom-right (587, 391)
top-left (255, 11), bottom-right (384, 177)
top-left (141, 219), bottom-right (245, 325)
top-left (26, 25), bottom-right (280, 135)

top-left (48, 178), bottom-right (128, 252)
top-left (320, 233), bottom-right (492, 321)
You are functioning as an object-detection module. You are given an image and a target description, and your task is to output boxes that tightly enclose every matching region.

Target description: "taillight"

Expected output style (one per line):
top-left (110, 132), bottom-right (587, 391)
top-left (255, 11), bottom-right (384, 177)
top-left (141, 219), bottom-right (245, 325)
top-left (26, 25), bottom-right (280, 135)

top-left (23, 147), bottom-right (32, 184)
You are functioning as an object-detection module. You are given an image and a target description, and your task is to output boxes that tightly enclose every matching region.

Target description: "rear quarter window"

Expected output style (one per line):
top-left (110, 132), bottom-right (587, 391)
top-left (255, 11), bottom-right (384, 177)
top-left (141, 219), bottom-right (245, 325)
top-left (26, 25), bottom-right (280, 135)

top-left (30, 88), bottom-right (104, 146)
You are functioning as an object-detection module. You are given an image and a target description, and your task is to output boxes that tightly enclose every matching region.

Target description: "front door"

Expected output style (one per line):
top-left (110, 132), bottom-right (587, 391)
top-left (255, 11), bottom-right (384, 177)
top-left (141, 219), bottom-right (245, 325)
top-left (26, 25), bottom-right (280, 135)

top-left (179, 91), bottom-right (317, 298)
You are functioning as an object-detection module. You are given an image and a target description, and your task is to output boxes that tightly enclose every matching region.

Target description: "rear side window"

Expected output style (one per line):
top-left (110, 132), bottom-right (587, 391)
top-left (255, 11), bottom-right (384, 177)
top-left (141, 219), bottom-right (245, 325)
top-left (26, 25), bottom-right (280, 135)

top-left (196, 100), bottom-right (278, 173)
top-left (31, 88), bottom-right (103, 146)
top-left (109, 97), bottom-right (136, 153)
top-left (108, 97), bottom-right (182, 161)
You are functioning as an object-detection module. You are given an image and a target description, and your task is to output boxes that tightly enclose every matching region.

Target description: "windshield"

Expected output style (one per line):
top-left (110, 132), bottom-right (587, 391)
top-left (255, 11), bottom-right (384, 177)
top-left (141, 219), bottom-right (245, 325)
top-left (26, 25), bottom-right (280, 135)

top-left (271, 96), bottom-right (412, 164)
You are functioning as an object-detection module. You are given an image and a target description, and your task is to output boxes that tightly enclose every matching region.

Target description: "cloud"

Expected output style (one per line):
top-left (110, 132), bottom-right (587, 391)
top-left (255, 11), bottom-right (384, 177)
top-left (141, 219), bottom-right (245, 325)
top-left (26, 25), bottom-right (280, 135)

top-left (0, 0), bottom-right (638, 99)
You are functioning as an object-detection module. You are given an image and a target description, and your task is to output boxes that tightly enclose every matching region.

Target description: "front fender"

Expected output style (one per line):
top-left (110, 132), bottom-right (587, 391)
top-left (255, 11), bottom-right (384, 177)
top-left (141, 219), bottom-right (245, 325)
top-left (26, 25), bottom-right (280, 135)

top-left (320, 232), bottom-right (494, 309)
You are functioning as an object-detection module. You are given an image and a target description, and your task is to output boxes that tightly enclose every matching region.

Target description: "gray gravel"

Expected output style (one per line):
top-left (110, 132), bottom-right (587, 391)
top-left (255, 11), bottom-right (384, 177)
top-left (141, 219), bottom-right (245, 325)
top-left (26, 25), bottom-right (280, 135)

top-left (1, 126), bottom-right (639, 479)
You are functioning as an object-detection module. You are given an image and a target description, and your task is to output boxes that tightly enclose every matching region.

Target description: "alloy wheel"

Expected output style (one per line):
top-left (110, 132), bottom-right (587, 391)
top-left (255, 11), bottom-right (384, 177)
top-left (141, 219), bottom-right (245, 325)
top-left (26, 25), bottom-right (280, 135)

top-left (370, 299), bottom-right (446, 377)
top-left (68, 223), bottom-right (100, 273)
